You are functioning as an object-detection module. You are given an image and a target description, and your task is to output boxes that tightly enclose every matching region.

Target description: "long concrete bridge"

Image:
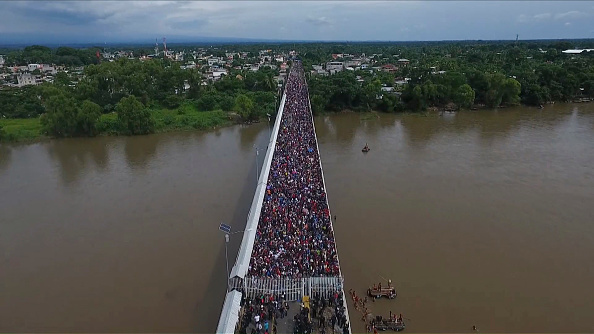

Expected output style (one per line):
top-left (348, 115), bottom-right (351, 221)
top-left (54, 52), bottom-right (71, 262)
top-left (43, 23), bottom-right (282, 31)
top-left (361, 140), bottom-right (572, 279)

top-left (216, 62), bottom-right (351, 334)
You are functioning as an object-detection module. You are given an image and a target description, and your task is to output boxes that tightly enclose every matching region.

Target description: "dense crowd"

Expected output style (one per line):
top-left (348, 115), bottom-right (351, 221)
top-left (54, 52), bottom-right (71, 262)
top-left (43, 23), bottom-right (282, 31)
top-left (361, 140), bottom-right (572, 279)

top-left (239, 294), bottom-right (286, 334)
top-left (247, 62), bottom-right (340, 278)
top-left (238, 292), bottom-right (350, 334)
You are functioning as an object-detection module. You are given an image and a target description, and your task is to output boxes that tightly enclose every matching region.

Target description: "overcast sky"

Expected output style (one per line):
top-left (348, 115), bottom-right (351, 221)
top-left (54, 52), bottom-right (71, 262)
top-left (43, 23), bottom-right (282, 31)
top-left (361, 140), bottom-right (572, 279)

top-left (1, 1), bottom-right (593, 44)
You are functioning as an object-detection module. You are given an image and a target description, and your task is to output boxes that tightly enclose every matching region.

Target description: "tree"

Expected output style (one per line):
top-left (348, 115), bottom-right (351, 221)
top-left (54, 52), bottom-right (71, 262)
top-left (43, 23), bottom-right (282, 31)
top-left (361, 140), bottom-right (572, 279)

top-left (310, 94), bottom-right (328, 115)
top-left (40, 93), bottom-right (79, 137)
top-left (116, 95), bottom-right (155, 135)
top-left (218, 95), bottom-right (235, 111)
top-left (583, 80), bottom-right (594, 98)
top-left (40, 93), bottom-right (102, 137)
top-left (454, 84), bottom-right (475, 109)
top-left (234, 94), bottom-right (256, 121)
top-left (77, 100), bottom-right (102, 136)
top-left (362, 79), bottom-right (382, 110)
top-left (501, 78), bottom-right (521, 105)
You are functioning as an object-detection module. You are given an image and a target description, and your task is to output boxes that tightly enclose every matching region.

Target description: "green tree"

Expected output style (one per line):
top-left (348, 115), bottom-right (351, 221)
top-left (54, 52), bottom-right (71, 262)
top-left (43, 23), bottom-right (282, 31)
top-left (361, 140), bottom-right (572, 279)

top-left (454, 84), bottom-right (475, 109)
top-left (218, 96), bottom-right (235, 111)
top-left (40, 93), bottom-right (79, 137)
top-left (501, 78), bottom-right (521, 105)
top-left (234, 94), bottom-right (256, 121)
top-left (310, 94), bottom-right (328, 115)
top-left (116, 95), bottom-right (155, 135)
top-left (77, 100), bottom-right (102, 136)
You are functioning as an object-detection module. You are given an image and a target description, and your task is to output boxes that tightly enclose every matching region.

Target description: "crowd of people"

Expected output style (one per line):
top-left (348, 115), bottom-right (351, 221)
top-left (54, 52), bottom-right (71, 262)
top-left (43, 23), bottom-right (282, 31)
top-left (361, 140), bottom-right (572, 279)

top-left (307, 291), bottom-right (350, 334)
top-left (238, 294), bottom-right (286, 334)
top-left (247, 62), bottom-right (340, 278)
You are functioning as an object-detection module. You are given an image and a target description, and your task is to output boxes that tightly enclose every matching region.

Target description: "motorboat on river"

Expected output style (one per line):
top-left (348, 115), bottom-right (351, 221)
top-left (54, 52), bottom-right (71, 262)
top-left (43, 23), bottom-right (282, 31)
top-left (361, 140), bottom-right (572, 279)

top-left (372, 315), bottom-right (406, 332)
top-left (368, 280), bottom-right (396, 299)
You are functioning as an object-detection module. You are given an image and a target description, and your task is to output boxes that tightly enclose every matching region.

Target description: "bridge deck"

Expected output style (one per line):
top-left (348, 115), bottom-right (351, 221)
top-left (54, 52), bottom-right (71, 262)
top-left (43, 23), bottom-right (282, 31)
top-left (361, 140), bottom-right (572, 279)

top-left (217, 62), bottom-right (350, 334)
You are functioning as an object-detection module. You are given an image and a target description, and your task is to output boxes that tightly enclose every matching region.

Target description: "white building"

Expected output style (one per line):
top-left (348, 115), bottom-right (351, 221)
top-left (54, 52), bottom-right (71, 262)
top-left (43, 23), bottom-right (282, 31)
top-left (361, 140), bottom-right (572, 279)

top-left (326, 62), bottom-right (344, 72)
top-left (562, 49), bottom-right (594, 54)
top-left (28, 64), bottom-right (41, 72)
top-left (17, 73), bottom-right (40, 87)
top-left (207, 57), bottom-right (223, 66)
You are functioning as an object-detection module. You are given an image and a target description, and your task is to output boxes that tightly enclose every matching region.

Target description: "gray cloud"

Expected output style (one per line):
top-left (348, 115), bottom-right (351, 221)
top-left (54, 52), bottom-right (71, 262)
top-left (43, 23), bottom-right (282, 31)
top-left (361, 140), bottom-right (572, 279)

top-left (306, 16), bottom-right (333, 27)
top-left (0, 1), bottom-right (593, 44)
top-left (554, 10), bottom-right (589, 20)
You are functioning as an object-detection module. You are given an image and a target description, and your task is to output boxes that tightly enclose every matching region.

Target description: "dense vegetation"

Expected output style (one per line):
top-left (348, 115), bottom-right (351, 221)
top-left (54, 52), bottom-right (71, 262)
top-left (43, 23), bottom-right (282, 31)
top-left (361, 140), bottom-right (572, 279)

top-left (1, 40), bottom-right (594, 142)
top-left (303, 40), bottom-right (594, 113)
top-left (1, 45), bottom-right (101, 66)
top-left (0, 57), bottom-right (279, 141)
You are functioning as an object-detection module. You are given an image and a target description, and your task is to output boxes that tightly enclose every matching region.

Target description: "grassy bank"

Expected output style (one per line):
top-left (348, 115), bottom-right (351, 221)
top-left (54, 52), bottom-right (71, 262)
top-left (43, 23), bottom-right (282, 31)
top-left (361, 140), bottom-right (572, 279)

top-left (0, 118), bottom-right (45, 142)
top-left (0, 103), bottom-right (233, 143)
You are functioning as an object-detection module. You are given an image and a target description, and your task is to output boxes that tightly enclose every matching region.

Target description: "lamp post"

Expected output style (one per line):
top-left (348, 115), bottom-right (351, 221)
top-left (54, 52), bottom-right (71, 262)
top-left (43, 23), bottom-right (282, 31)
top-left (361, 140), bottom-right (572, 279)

top-left (218, 224), bottom-right (253, 292)
top-left (266, 113), bottom-right (272, 141)
top-left (219, 223), bottom-right (231, 292)
top-left (254, 145), bottom-right (266, 182)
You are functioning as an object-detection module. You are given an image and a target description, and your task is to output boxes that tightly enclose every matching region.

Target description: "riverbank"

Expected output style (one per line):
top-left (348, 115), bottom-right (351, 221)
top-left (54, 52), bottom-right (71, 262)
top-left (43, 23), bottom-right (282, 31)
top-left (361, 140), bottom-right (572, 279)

top-left (0, 105), bottom-right (234, 144)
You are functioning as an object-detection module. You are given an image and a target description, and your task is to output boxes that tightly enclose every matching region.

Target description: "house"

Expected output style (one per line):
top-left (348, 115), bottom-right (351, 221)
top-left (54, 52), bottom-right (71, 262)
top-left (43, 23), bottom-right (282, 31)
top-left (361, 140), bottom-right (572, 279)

top-left (394, 78), bottom-right (409, 86)
top-left (326, 62), bottom-right (344, 72)
top-left (381, 64), bottom-right (398, 73)
top-left (208, 57), bottom-right (223, 66)
top-left (17, 73), bottom-right (40, 87)
top-left (397, 58), bottom-right (410, 65)
top-left (40, 64), bottom-right (57, 74)
top-left (210, 69), bottom-right (228, 81)
top-left (28, 64), bottom-right (41, 72)
top-left (562, 49), bottom-right (594, 54)
top-left (0, 55), bottom-right (5, 67)
top-left (344, 59), bottom-right (361, 68)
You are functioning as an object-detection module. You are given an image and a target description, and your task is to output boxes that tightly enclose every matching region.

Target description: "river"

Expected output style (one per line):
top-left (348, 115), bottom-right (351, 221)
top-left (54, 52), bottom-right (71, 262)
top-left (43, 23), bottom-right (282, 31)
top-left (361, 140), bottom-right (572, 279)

top-left (1, 103), bottom-right (593, 332)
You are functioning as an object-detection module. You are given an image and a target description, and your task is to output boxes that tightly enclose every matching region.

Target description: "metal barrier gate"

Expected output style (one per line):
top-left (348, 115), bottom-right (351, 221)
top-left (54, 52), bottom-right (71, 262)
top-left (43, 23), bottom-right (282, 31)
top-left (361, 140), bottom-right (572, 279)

top-left (242, 276), bottom-right (344, 301)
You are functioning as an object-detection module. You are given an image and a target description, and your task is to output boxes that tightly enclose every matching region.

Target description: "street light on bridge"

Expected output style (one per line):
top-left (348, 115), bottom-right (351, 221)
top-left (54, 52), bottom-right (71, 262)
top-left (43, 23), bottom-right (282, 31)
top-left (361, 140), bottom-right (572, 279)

top-left (266, 113), bottom-right (272, 141)
top-left (218, 224), bottom-right (253, 292)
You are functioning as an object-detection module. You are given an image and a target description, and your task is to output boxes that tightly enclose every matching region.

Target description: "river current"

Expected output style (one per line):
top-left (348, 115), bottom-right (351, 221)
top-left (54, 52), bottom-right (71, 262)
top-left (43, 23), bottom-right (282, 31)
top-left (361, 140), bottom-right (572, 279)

top-left (1, 103), bottom-right (593, 332)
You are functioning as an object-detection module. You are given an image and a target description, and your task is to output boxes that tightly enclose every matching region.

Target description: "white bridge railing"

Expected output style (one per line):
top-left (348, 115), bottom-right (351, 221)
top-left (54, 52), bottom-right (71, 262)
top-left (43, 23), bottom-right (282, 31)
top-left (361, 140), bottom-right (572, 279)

top-left (242, 276), bottom-right (344, 301)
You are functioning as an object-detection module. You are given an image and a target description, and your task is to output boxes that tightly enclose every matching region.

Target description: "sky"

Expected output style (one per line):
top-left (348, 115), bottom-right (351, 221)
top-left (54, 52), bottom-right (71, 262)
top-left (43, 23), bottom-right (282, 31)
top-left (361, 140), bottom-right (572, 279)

top-left (0, 1), bottom-right (593, 45)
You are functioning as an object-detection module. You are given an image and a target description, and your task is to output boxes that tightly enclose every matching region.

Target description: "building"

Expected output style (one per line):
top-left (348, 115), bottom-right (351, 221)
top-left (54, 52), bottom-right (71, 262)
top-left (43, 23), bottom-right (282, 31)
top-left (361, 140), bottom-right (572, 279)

top-left (381, 64), bottom-right (398, 73)
top-left (562, 49), bottom-right (594, 54)
top-left (208, 57), bottom-right (223, 66)
top-left (326, 62), bottom-right (344, 72)
top-left (17, 73), bottom-right (41, 87)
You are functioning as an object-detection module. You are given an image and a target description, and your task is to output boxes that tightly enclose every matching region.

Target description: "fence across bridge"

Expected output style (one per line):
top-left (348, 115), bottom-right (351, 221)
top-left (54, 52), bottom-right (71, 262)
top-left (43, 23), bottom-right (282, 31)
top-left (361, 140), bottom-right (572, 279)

top-left (239, 276), bottom-right (344, 301)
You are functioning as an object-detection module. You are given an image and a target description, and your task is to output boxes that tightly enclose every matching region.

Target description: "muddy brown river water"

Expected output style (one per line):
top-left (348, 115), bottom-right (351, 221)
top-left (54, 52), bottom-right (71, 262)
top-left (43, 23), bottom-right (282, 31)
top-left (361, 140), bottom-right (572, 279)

top-left (1, 103), bottom-right (594, 332)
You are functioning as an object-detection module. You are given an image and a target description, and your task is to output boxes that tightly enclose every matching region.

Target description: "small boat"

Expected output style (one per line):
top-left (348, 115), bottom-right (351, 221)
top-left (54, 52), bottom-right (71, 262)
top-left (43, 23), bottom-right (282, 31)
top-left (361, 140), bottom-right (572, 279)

top-left (367, 286), bottom-right (396, 299)
top-left (368, 279), bottom-right (396, 299)
top-left (371, 315), bottom-right (406, 332)
top-left (362, 144), bottom-right (371, 153)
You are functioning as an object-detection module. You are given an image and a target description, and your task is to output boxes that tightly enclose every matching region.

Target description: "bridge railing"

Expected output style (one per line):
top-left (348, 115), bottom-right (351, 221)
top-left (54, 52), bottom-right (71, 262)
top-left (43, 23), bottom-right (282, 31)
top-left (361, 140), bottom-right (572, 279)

top-left (242, 276), bottom-right (344, 302)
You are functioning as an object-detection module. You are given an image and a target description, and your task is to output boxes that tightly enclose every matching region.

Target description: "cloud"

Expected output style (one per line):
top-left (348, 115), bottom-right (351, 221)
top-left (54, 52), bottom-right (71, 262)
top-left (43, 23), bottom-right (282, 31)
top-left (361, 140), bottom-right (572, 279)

top-left (305, 16), bottom-right (333, 27)
top-left (533, 13), bottom-right (552, 20)
top-left (554, 10), bottom-right (589, 20)
top-left (1, 1), bottom-right (594, 44)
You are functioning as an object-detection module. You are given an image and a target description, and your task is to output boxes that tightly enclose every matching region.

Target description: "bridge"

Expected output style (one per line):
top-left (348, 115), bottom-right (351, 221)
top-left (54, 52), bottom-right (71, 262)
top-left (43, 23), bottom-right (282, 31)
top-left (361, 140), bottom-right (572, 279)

top-left (216, 62), bottom-right (351, 334)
